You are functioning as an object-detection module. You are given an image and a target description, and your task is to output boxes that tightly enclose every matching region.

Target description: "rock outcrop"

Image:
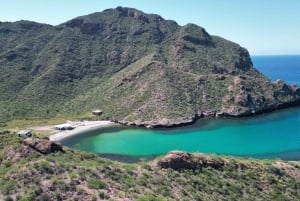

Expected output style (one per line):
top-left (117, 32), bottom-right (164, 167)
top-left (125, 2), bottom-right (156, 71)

top-left (157, 151), bottom-right (224, 170)
top-left (23, 138), bottom-right (64, 154)
top-left (118, 116), bottom-right (197, 128)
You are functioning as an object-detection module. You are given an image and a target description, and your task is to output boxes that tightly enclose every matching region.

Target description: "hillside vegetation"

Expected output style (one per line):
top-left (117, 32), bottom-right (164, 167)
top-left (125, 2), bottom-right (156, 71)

top-left (0, 132), bottom-right (300, 201)
top-left (0, 7), bottom-right (299, 127)
top-left (1, 7), bottom-right (300, 201)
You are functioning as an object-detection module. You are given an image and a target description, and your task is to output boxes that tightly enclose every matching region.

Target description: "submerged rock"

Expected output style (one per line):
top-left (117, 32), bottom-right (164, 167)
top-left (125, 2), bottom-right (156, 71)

top-left (157, 151), bottom-right (224, 170)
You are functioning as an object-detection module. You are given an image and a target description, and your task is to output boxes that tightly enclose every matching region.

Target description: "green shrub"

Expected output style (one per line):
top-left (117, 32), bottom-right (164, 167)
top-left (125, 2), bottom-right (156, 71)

top-left (137, 193), bottom-right (164, 201)
top-left (87, 178), bottom-right (107, 189)
top-left (99, 191), bottom-right (110, 199)
top-left (4, 196), bottom-right (13, 201)
top-left (54, 191), bottom-right (61, 200)
top-left (0, 179), bottom-right (17, 195)
top-left (76, 187), bottom-right (86, 195)
top-left (69, 171), bottom-right (77, 180)
top-left (19, 190), bottom-right (36, 201)
top-left (39, 161), bottom-right (54, 174)
top-left (268, 166), bottom-right (284, 176)
top-left (38, 193), bottom-right (51, 201)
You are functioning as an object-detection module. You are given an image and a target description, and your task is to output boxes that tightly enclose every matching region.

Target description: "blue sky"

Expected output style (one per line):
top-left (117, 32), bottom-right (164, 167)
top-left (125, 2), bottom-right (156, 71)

top-left (0, 0), bottom-right (299, 55)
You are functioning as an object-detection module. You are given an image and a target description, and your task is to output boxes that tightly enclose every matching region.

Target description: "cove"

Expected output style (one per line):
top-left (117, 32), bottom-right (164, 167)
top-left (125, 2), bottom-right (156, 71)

top-left (61, 55), bottom-right (300, 162)
top-left (62, 106), bottom-right (300, 161)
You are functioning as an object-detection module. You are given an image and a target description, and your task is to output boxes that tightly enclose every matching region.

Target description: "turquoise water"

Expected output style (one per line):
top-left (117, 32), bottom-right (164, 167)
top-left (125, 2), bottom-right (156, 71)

top-left (63, 108), bottom-right (300, 160)
top-left (62, 55), bottom-right (300, 161)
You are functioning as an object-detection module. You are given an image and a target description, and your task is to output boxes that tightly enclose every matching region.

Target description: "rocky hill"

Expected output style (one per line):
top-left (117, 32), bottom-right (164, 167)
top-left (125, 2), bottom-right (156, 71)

top-left (0, 7), bottom-right (299, 126)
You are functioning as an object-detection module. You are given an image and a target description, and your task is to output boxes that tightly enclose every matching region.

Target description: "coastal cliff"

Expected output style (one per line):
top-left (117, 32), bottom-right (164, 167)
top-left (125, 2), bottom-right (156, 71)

top-left (0, 7), bottom-right (299, 126)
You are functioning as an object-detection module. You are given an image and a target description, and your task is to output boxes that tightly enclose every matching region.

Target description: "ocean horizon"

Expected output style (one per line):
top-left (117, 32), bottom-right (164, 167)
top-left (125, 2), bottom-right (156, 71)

top-left (252, 54), bottom-right (300, 85)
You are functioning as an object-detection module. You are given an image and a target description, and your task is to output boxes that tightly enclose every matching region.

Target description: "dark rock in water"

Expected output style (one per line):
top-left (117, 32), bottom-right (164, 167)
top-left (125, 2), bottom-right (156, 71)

top-left (23, 138), bottom-right (64, 154)
top-left (157, 151), bottom-right (224, 170)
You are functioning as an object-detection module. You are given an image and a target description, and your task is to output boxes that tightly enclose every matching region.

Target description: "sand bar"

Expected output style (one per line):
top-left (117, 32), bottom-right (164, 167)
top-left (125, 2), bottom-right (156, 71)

top-left (49, 120), bottom-right (116, 141)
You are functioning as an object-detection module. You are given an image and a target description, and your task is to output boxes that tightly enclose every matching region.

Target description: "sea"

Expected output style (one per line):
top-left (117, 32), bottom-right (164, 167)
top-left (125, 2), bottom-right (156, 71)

top-left (62, 55), bottom-right (300, 162)
top-left (252, 55), bottom-right (300, 85)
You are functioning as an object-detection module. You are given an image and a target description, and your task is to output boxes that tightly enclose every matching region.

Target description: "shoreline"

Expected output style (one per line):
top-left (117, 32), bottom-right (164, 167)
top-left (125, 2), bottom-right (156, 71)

top-left (48, 120), bottom-right (116, 141)
top-left (117, 104), bottom-right (300, 128)
top-left (33, 105), bottom-right (300, 142)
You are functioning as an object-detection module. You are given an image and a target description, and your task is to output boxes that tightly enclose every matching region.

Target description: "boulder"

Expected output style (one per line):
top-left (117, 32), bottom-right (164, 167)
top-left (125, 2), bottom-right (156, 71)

top-left (23, 138), bottom-right (64, 154)
top-left (157, 151), bottom-right (224, 170)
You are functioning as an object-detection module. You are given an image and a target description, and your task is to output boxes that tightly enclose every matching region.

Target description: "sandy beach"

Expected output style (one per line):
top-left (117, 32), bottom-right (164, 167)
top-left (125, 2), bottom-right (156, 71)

top-left (48, 120), bottom-right (116, 141)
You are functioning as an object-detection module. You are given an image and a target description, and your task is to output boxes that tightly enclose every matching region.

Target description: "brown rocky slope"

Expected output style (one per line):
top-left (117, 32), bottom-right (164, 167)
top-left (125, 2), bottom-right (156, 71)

top-left (0, 7), bottom-right (299, 126)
